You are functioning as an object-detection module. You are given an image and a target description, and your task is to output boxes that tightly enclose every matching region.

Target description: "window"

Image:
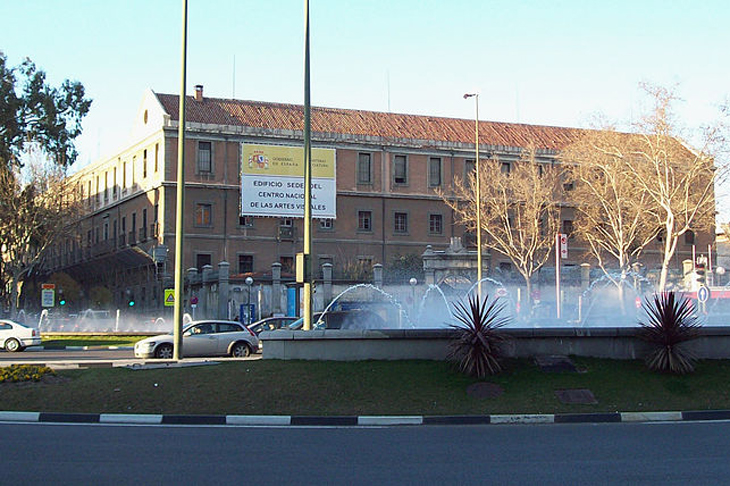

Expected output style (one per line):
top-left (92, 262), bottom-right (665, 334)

top-left (122, 162), bottom-right (127, 188)
top-left (195, 203), bottom-right (212, 226)
top-left (685, 230), bottom-right (695, 245)
top-left (196, 253), bottom-right (212, 270)
top-left (143, 150), bottom-right (148, 178)
top-left (238, 254), bottom-right (254, 274)
top-left (563, 182), bottom-right (574, 191)
top-left (394, 212), bottom-right (408, 234)
top-left (132, 156), bottom-right (136, 185)
top-left (358, 210), bottom-right (372, 231)
top-left (319, 218), bottom-right (334, 230)
top-left (499, 262), bottom-right (512, 273)
top-left (280, 256), bottom-right (294, 274)
top-left (428, 157), bottom-right (442, 187)
top-left (501, 162), bottom-right (511, 174)
top-left (357, 153), bottom-right (372, 184)
top-left (393, 155), bottom-right (407, 184)
top-left (464, 159), bottom-right (476, 180)
top-left (239, 215), bottom-right (254, 227)
top-left (154, 143), bottom-right (159, 172)
top-left (562, 220), bottom-right (574, 237)
top-left (197, 141), bottom-right (212, 173)
top-left (142, 208), bottom-right (148, 239)
top-left (280, 218), bottom-right (293, 227)
top-left (429, 214), bottom-right (443, 234)
top-left (113, 168), bottom-right (117, 198)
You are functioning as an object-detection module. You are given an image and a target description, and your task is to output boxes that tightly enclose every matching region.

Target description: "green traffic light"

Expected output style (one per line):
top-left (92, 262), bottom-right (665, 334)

top-left (128, 301), bottom-right (135, 307)
top-left (59, 300), bottom-right (66, 306)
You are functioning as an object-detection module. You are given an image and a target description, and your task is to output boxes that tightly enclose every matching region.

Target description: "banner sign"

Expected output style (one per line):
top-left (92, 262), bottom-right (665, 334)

top-left (241, 143), bottom-right (336, 218)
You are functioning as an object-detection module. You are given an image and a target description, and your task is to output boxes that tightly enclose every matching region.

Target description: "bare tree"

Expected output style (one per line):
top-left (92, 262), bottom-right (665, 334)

top-left (561, 84), bottom-right (725, 292)
top-left (0, 158), bottom-right (81, 315)
top-left (440, 148), bottom-right (562, 304)
top-left (624, 84), bottom-right (721, 291)
top-left (561, 128), bottom-right (658, 288)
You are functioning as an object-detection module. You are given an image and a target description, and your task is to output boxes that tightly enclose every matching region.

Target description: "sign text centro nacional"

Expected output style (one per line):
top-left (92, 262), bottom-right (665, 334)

top-left (241, 143), bottom-right (336, 219)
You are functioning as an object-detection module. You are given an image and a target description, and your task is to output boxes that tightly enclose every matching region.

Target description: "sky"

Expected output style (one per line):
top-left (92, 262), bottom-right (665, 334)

top-left (2, 0), bottom-right (730, 217)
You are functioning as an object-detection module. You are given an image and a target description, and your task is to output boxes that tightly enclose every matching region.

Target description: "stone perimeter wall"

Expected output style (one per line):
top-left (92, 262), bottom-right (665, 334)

top-left (261, 327), bottom-right (730, 361)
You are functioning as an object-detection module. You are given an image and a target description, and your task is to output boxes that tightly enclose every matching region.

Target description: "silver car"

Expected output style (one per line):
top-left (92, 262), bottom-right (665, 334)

top-left (134, 320), bottom-right (259, 359)
top-left (0, 319), bottom-right (42, 352)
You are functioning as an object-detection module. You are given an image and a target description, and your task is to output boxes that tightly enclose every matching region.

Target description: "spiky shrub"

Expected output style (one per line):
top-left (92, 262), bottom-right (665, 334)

top-left (638, 292), bottom-right (702, 374)
top-left (448, 294), bottom-right (510, 378)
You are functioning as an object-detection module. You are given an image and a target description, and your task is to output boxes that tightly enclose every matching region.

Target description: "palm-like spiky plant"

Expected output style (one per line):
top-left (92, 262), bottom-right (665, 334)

top-left (638, 292), bottom-right (702, 374)
top-left (448, 294), bottom-right (510, 378)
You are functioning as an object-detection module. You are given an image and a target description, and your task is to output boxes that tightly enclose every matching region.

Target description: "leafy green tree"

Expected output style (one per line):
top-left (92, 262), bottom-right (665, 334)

top-left (0, 51), bottom-right (91, 168)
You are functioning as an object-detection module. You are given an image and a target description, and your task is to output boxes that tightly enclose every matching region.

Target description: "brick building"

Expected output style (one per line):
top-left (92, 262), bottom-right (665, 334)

top-left (42, 86), bottom-right (711, 312)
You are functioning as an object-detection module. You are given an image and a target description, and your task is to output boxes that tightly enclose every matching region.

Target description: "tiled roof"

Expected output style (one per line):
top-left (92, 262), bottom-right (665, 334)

top-left (155, 92), bottom-right (585, 151)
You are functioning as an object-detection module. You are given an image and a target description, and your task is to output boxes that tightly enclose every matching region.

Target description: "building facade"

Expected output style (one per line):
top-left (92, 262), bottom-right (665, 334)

top-left (40, 86), bottom-right (712, 313)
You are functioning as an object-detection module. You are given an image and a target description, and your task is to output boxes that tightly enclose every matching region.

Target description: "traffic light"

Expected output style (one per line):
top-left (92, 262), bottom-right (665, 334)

top-left (696, 263), bottom-right (706, 286)
top-left (58, 289), bottom-right (65, 306)
top-left (128, 297), bottom-right (135, 307)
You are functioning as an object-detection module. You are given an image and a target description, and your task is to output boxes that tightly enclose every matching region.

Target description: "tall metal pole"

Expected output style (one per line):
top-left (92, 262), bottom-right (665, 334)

top-left (302, 0), bottom-right (313, 331)
top-left (173, 0), bottom-right (188, 360)
top-left (464, 93), bottom-right (482, 298)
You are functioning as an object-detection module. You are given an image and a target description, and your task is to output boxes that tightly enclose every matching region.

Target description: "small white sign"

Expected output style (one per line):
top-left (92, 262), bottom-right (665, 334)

top-left (41, 289), bottom-right (55, 308)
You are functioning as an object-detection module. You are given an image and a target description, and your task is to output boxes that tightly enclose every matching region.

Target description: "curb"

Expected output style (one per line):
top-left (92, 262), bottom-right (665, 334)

top-left (32, 346), bottom-right (134, 351)
top-left (1, 410), bottom-right (728, 426)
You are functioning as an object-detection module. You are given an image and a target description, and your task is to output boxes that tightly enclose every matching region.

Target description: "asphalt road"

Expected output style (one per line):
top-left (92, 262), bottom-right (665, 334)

top-left (2, 420), bottom-right (729, 485)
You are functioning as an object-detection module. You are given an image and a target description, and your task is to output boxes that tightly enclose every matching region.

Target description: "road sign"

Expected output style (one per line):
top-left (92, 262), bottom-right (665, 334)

top-left (164, 289), bottom-right (175, 307)
top-left (190, 295), bottom-right (198, 305)
top-left (558, 233), bottom-right (568, 259)
top-left (697, 285), bottom-right (711, 303)
top-left (41, 283), bottom-right (56, 290)
top-left (41, 289), bottom-right (55, 308)
top-left (495, 288), bottom-right (508, 298)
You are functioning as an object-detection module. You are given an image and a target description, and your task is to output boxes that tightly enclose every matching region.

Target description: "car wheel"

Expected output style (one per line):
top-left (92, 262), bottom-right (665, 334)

top-left (155, 343), bottom-right (174, 359)
top-left (4, 338), bottom-right (21, 353)
top-left (231, 342), bottom-right (251, 358)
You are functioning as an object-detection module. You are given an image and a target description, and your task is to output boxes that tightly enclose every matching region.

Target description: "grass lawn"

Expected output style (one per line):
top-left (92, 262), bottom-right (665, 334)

top-left (1, 358), bottom-right (730, 415)
top-left (41, 335), bottom-right (150, 348)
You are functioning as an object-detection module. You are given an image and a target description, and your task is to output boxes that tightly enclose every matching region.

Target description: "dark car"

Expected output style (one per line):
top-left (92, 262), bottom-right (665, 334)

top-left (288, 310), bottom-right (387, 330)
top-left (248, 316), bottom-right (298, 335)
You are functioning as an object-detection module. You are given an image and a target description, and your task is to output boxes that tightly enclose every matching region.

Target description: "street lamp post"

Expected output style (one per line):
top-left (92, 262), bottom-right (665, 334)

top-left (245, 276), bottom-right (254, 324)
top-left (463, 92), bottom-right (482, 298)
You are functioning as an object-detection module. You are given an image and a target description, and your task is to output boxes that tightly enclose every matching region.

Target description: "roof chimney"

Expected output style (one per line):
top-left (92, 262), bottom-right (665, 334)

top-left (194, 84), bottom-right (204, 102)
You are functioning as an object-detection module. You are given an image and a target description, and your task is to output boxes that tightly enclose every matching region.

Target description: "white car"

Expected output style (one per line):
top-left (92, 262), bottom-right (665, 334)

top-left (0, 319), bottom-right (42, 352)
top-left (134, 320), bottom-right (259, 359)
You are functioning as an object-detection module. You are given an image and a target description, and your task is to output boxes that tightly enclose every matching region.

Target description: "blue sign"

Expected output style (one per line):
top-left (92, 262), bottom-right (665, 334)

top-left (697, 285), bottom-right (711, 303)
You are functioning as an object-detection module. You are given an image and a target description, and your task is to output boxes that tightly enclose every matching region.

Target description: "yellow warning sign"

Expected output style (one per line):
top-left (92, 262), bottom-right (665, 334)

top-left (164, 289), bottom-right (175, 307)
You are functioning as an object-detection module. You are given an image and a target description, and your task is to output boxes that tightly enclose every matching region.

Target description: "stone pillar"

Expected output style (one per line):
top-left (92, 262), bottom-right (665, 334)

top-left (322, 262), bottom-right (333, 307)
top-left (373, 263), bottom-right (383, 288)
top-left (201, 264), bottom-right (213, 319)
top-left (218, 261), bottom-right (230, 319)
top-left (580, 263), bottom-right (591, 291)
top-left (271, 262), bottom-right (282, 315)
